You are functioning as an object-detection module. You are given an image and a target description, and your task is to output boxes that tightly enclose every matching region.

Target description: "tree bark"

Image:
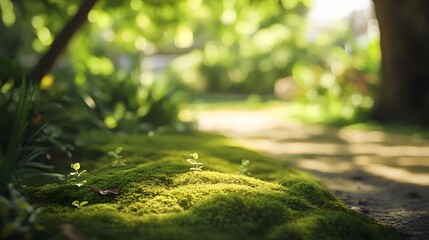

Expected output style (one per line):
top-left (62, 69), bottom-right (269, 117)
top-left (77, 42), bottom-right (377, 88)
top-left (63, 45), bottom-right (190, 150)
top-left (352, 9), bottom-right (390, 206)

top-left (28, 0), bottom-right (98, 84)
top-left (372, 0), bottom-right (429, 125)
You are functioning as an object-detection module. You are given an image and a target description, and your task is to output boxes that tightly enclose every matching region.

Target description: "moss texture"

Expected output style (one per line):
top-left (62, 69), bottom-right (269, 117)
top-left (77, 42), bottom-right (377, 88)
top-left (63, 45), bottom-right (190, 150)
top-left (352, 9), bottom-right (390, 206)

top-left (27, 131), bottom-right (402, 239)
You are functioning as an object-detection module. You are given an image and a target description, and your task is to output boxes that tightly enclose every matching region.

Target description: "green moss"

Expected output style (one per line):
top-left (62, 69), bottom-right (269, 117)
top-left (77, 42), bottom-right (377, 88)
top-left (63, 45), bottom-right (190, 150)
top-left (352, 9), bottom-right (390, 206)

top-left (190, 193), bottom-right (291, 235)
top-left (28, 131), bottom-right (402, 240)
top-left (267, 210), bottom-right (397, 240)
top-left (281, 177), bottom-right (347, 210)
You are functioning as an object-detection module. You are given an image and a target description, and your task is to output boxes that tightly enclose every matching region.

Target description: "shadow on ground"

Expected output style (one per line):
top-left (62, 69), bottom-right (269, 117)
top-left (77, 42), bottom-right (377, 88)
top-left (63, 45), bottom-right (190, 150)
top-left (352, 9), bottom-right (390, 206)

top-left (196, 107), bottom-right (429, 240)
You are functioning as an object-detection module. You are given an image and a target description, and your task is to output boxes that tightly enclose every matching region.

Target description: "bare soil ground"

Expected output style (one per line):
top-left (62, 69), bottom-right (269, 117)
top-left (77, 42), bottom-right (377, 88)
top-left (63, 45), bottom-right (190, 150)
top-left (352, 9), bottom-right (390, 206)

top-left (196, 107), bottom-right (429, 240)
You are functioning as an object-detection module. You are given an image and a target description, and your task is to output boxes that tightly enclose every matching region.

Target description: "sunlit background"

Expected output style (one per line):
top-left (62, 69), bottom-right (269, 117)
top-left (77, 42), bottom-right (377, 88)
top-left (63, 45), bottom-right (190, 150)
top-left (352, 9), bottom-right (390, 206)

top-left (0, 0), bottom-right (381, 132)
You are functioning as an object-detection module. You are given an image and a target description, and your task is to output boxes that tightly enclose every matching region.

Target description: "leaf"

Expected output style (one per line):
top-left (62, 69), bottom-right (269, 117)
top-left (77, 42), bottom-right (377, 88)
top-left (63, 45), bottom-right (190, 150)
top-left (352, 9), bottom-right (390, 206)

top-left (4, 78), bottom-right (32, 175)
top-left (78, 170), bottom-right (87, 176)
top-left (15, 148), bottom-right (45, 168)
top-left (72, 163), bottom-right (80, 171)
top-left (72, 200), bottom-right (79, 207)
top-left (115, 147), bottom-right (123, 153)
top-left (69, 172), bottom-right (77, 175)
top-left (187, 159), bottom-right (196, 164)
top-left (108, 151), bottom-right (115, 156)
top-left (75, 180), bottom-right (86, 187)
top-left (90, 186), bottom-right (120, 195)
top-left (43, 173), bottom-right (66, 181)
top-left (80, 201), bottom-right (88, 206)
top-left (190, 152), bottom-right (198, 159)
top-left (23, 161), bottom-right (53, 170)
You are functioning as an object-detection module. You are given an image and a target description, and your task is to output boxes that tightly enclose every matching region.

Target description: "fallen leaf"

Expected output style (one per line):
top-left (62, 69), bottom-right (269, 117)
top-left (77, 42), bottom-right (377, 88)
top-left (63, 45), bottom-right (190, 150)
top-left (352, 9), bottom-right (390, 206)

top-left (90, 186), bottom-right (120, 195)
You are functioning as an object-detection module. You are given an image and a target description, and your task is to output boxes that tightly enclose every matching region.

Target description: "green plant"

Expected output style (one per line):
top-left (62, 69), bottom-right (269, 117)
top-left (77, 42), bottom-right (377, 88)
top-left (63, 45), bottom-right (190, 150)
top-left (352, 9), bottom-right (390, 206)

top-left (186, 152), bottom-right (203, 171)
top-left (239, 159), bottom-right (251, 175)
top-left (0, 186), bottom-right (43, 240)
top-left (69, 163), bottom-right (86, 187)
top-left (72, 200), bottom-right (88, 208)
top-left (0, 78), bottom-right (59, 187)
top-left (108, 147), bottom-right (126, 167)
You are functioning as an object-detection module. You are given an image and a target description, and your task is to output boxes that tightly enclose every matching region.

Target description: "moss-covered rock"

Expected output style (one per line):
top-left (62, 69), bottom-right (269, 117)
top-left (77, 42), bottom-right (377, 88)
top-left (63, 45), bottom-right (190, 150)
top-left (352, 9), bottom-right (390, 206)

top-left (27, 131), bottom-right (402, 239)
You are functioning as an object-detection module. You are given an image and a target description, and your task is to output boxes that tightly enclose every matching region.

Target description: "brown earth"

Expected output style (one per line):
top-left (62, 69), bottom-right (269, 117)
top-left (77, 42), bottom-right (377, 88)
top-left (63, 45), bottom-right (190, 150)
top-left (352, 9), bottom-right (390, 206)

top-left (196, 107), bottom-right (429, 240)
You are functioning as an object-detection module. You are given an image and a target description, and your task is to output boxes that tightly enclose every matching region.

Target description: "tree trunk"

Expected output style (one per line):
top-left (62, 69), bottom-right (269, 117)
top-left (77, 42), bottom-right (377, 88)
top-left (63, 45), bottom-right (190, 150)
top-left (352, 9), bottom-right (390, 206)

top-left (372, 0), bottom-right (429, 125)
top-left (28, 0), bottom-right (98, 84)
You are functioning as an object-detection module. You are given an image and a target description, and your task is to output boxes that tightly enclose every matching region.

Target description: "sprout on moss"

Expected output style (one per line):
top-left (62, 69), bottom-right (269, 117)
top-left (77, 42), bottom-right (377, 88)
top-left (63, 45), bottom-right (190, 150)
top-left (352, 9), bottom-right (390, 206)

top-left (69, 162), bottom-right (87, 187)
top-left (72, 200), bottom-right (88, 208)
top-left (187, 152), bottom-right (203, 171)
top-left (239, 159), bottom-right (251, 175)
top-left (108, 147), bottom-right (126, 167)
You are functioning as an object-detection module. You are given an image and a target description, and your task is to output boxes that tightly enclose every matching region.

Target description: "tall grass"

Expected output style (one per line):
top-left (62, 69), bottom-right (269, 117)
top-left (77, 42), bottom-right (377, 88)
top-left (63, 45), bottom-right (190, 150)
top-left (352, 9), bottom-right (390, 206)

top-left (0, 78), bottom-right (57, 187)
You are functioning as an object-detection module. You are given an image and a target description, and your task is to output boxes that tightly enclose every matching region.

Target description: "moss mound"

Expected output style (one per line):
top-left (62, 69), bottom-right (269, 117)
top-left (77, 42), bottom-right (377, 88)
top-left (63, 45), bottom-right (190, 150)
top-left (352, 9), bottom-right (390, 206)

top-left (27, 131), bottom-right (402, 239)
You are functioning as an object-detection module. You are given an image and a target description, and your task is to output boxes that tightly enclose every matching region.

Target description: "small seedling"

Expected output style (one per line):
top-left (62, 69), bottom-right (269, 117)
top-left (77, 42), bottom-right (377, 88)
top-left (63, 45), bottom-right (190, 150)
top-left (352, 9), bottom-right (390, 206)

top-left (72, 200), bottom-right (88, 208)
top-left (69, 162), bottom-right (87, 187)
top-left (239, 159), bottom-right (251, 175)
top-left (108, 146), bottom-right (126, 167)
top-left (187, 152), bottom-right (203, 171)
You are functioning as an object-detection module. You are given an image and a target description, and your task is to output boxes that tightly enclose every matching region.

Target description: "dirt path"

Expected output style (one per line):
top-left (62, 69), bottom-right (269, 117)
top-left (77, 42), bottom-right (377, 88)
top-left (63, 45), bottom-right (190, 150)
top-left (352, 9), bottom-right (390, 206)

top-left (196, 107), bottom-right (429, 240)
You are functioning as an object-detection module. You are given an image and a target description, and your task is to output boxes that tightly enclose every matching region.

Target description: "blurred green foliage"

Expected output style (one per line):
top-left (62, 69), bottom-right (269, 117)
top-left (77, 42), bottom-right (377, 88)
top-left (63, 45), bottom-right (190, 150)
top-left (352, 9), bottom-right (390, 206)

top-left (289, 22), bottom-right (380, 123)
top-left (0, 0), bottom-right (380, 130)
